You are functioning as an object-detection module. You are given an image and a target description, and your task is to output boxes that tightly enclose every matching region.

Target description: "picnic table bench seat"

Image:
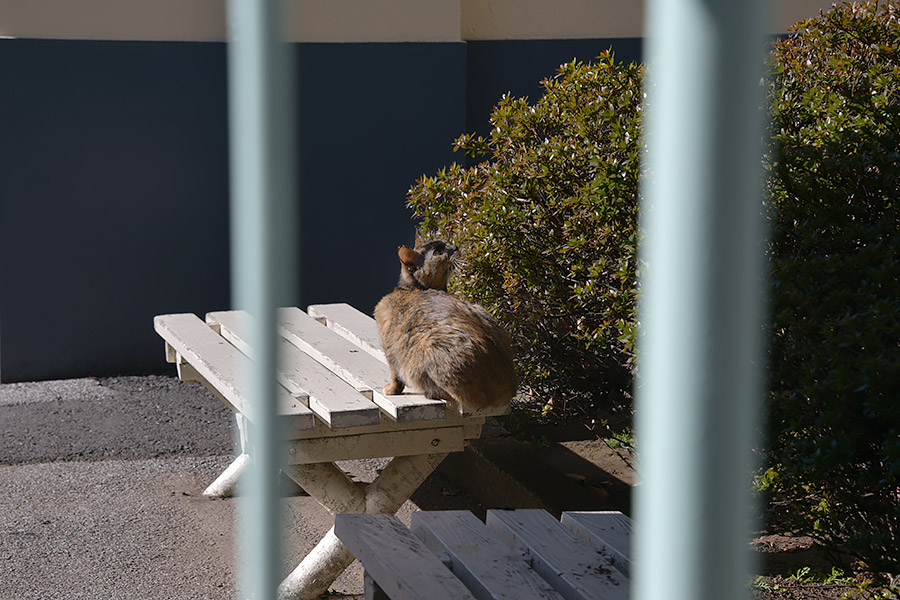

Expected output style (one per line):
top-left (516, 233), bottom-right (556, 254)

top-left (153, 303), bottom-right (509, 600)
top-left (335, 509), bottom-right (632, 600)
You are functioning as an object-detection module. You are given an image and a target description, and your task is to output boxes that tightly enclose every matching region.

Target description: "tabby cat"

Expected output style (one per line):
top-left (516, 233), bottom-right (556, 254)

top-left (374, 234), bottom-right (518, 410)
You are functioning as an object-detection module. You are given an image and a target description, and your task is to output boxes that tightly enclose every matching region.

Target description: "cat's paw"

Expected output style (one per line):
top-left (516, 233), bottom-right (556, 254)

top-left (383, 381), bottom-right (404, 395)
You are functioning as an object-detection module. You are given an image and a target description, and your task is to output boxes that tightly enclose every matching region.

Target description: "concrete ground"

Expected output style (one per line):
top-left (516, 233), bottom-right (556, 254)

top-left (0, 375), bottom-right (635, 600)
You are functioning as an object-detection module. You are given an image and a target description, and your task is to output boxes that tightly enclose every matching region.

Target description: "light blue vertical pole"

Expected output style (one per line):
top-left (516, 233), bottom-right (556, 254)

top-left (227, 0), bottom-right (297, 598)
top-left (635, 1), bottom-right (768, 600)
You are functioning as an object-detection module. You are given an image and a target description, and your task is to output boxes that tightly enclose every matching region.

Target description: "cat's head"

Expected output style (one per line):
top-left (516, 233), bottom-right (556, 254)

top-left (396, 233), bottom-right (458, 291)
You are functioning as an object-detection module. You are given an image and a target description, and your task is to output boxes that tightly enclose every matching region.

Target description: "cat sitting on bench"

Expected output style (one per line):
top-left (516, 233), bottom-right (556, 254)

top-left (374, 233), bottom-right (517, 410)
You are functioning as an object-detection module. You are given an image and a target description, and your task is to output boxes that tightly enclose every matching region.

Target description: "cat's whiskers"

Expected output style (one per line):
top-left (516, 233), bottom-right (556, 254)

top-left (449, 253), bottom-right (465, 272)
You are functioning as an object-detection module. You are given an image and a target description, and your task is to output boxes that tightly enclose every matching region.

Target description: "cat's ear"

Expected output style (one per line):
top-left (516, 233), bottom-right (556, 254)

top-left (414, 229), bottom-right (425, 248)
top-left (398, 245), bottom-right (424, 269)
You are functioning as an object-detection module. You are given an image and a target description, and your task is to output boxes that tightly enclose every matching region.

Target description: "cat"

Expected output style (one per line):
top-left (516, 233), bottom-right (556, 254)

top-left (373, 233), bottom-right (518, 410)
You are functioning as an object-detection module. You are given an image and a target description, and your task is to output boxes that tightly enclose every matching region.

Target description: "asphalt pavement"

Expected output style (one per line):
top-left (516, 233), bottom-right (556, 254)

top-left (0, 375), bottom-right (376, 600)
top-left (0, 374), bottom-right (627, 600)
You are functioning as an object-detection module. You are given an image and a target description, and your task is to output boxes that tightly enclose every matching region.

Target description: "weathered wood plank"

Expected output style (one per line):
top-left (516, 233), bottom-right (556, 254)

top-left (306, 303), bottom-right (512, 420)
top-left (207, 310), bottom-right (382, 429)
top-left (282, 426), bottom-right (464, 464)
top-left (153, 313), bottom-right (314, 431)
top-left (334, 514), bottom-right (478, 600)
top-left (486, 509), bottom-right (628, 600)
top-left (281, 463), bottom-right (365, 514)
top-left (291, 414), bottom-right (483, 441)
top-left (278, 307), bottom-right (446, 422)
top-left (307, 303), bottom-right (385, 361)
top-left (561, 511), bottom-right (632, 577)
top-left (411, 510), bottom-right (564, 600)
top-left (278, 453), bottom-right (447, 600)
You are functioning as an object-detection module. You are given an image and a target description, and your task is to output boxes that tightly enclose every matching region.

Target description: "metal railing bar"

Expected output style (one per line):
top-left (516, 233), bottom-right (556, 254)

top-left (226, 0), bottom-right (298, 598)
top-left (635, 1), bottom-right (769, 599)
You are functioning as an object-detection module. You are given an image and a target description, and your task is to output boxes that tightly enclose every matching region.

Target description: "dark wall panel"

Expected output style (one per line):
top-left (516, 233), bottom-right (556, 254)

top-left (294, 42), bottom-right (466, 314)
top-left (465, 38), bottom-right (642, 138)
top-left (0, 39), bottom-right (231, 381)
top-left (0, 37), bottom-right (636, 382)
top-left (0, 39), bottom-right (466, 382)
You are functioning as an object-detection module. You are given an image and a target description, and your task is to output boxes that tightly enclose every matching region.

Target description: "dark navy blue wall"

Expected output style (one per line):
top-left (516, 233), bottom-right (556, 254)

top-left (0, 37), bottom-right (639, 382)
top-left (0, 40), bottom-right (231, 381)
top-left (295, 42), bottom-right (466, 313)
top-left (465, 38), bottom-right (642, 138)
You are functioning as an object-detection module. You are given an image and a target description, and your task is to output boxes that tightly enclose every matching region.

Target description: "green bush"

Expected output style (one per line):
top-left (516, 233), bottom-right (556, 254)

top-left (408, 3), bottom-right (899, 569)
top-left (407, 52), bottom-right (643, 420)
top-left (761, 1), bottom-right (900, 570)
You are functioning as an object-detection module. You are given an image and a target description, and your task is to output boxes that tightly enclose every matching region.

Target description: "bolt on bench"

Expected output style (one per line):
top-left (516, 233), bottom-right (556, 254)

top-left (153, 303), bottom-right (508, 600)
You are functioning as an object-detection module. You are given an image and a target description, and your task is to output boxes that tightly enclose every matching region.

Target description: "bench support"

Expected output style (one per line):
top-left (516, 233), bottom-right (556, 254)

top-left (204, 414), bottom-right (252, 497)
top-left (277, 452), bottom-right (448, 600)
top-left (204, 452), bottom-right (251, 498)
top-left (154, 306), bottom-right (502, 599)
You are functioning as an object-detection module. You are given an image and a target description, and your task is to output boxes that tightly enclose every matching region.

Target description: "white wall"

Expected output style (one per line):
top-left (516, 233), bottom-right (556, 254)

top-left (0, 0), bottom-right (840, 42)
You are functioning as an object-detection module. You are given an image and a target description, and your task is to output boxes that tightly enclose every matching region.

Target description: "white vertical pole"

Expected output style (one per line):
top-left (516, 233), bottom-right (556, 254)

top-left (635, 1), bottom-right (768, 600)
top-left (226, 0), bottom-right (297, 598)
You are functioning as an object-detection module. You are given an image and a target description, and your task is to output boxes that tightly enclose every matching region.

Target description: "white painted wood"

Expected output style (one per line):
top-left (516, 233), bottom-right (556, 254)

top-left (445, 397), bottom-right (513, 419)
top-left (157, 307), bottom-right (498, 600)
top-left (278, 452), bottom-right (448, 600)
top-left (335, 514), bottom-right (478, 600)
top-left (153, 313), bottom-right (314, 431)
top-left (308, 303), bottom-right (385, 361)
top-left (203, 453), bottom-right (251, 498)
top-left (281, 463), bottom-right (365, 514)
top-left (277, 337), bottom-right (382, 428)
top-left (207, 310), bottom-right (382, 429)
top-left (411, 510), bottom-right (564, 600)
top-left (277, 526), bottom-right (357, 600)
top-left (291, 412), bottom-right (484, 441)
top-left (165, 341), bottom-right (177, 363)
top-left (363, 452), bottom-right (447, 514)
top-left (282, 427), bottom-right (463, 464)
top-left (486, 509), bottom-right (629, 600)
top-left (175, 354), bottom-right (203, 384)
top-left (235, 413), bottom-right (250, 453)
top-left (364, 572), bottom-right (390, 600)
top-left (561, 511), bottom-right (632, 577)
top-left (278, 307), bottom-right (446, 422)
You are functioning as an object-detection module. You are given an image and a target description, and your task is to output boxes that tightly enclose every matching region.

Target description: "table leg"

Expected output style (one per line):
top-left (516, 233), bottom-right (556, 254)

top-left (203, 413), bottom-right (251, 498)
top-left (277, 452), bottom-right (449, 600)
top-left (204, 453), bottom-right (251, 498)
top-left (282, 463), bottom-right (365, 514)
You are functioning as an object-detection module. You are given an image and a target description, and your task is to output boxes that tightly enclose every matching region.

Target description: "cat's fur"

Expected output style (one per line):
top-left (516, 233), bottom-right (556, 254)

top-left (373, 234), bottom-right (518, 410)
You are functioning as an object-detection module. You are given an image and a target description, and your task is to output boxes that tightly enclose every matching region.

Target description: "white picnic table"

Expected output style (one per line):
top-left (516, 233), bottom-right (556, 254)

top-left (335, 509), bottom-right (632, 600)
top-left (153, 303), bottom-right (508, 600)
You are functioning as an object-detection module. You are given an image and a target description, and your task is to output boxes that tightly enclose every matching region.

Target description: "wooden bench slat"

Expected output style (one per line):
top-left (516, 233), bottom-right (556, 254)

top-left (206, 310), bottom-right (382, 429)
top-left (561, 511), bottom-right (632, 577)
top-left (334, 514), bottom-right (478, 600)
top-left (282, 426), bottom-right (464, 464)
top-left (292, 413), bottom-right (483, 441)
top-left (152, 313), bottom-right (314, 431)
top-left (277, 307), bottom-right (446, 422)
top-left (411, 510), bottom-right (564, 600)
top-left (308, 303), bottom-right (513, 420)
top-left (486, 509), bottom-right (629, 600)
top-left (307, 303), bottom-right (385, 361)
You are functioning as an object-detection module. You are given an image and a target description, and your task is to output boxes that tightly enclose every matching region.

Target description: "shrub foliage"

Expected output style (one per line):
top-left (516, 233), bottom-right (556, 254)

top-left (407, 1), bottom-right (900, 570)
top-left (761, 1), bottom-right (900, 570)
top-left (407, 52), bottom-right (643, 419)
